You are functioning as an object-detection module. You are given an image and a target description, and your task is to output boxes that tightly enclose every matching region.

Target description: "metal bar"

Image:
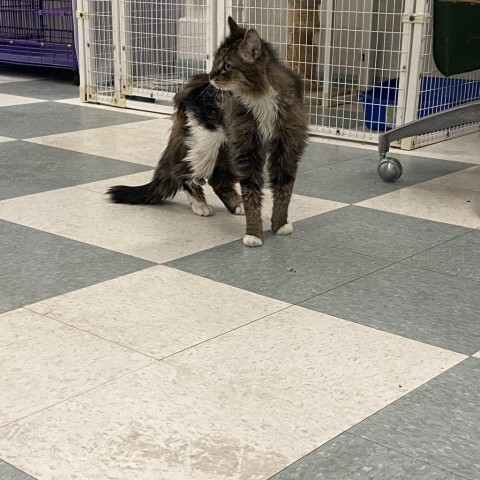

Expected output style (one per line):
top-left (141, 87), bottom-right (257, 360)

top-left (379, 100), bottom-right (480, 156)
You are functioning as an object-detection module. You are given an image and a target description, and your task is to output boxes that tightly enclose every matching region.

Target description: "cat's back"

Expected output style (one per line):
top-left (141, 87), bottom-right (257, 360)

top-left (174, 74), bottom-right (225, 130)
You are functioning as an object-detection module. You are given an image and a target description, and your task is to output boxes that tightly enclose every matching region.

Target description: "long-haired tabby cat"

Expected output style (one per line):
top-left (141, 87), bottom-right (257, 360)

top-left (108, 17), bottom-right (308, 247)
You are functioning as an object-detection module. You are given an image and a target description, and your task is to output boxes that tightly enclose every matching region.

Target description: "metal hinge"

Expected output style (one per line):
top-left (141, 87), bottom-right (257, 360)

top-left (402, 13), bottom-right (430, 24)
top-left (85, 86), bottom-right (97, 103)
top-left (111, 91), bottom-right (126, 108)
top-left (76, 10), bottom-right (88, 19)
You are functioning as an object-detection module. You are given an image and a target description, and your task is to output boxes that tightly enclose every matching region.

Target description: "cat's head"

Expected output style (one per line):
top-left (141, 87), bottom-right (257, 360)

top-left (208, 17), bottom-right (266, 95)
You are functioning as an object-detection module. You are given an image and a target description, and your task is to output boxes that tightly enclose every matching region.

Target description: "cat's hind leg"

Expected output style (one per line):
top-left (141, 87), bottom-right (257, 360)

top-left (209, 150), bottom-right (244, 215)
top-left (183, 182), bottom-right (214, 217)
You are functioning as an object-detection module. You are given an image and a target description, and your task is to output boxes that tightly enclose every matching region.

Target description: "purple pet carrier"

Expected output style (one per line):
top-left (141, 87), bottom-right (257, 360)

top-left (0, 0), bottom-right (78, 82)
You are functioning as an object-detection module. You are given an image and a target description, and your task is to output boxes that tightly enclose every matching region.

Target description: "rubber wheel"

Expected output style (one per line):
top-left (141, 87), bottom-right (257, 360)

top-left (378, 157), bottom-right (403, 182)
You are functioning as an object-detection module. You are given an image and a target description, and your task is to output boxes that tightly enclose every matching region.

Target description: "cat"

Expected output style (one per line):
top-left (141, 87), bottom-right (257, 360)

top-left (107, 17), bottom-right (308, 247)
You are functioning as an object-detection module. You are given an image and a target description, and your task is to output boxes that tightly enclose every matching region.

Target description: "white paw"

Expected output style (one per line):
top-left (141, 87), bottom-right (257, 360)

top-left (234, 204), bottom-right (245, 215)
top-left (243, 235), bottom-right (263, 247)
top-left (276, 223), bottom-right (293, 235)
top-left (191, 203), bottom-right (214, 217)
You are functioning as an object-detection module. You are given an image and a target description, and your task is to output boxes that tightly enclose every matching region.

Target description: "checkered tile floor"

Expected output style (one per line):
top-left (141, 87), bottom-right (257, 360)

top-left (1, 64), bottom-right (480, 480)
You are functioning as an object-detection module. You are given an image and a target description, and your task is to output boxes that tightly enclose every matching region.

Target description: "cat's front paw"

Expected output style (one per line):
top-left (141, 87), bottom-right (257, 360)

top-left (243, 235), bottom-right (263, 247)
top-left (275, 223), bottom-right (293, 235)
top-left (191, 203), bottom-right (214, 217)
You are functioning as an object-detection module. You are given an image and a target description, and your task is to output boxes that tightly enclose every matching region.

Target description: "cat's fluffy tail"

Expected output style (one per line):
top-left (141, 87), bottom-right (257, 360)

top-left (107, 176), bottom-right (180, 205)
top-left (107, 110), bottom-right (187, 205)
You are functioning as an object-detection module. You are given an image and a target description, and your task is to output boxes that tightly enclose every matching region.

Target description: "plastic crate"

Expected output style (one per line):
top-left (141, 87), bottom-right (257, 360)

top-left (359, 77), bottom-right (480, 131)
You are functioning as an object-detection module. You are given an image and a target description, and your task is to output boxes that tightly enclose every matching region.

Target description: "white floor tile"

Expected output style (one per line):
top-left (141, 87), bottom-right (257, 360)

top-left (0, 309), bottom-right (152, 426)
top-left (27, 120), bottom-right (171, 166)
top-left (409, 132), bottom-right (480, 165)
top-left (166, 306), bottom-right (466, 429)
top-left (0, 94), bottom-right (45, 107)
top-left (0, 75), bottom-right (34, 84)
top-left (356, 182), bottom-right (480, 228)
top-left (29, 266), bottom-right (289, 358)
top-left (0, 173), bottom-right (345, 263)
top-left (0, 362), bottom-right (335, 480)
top-left (57, 98), bottom-right (166, 118)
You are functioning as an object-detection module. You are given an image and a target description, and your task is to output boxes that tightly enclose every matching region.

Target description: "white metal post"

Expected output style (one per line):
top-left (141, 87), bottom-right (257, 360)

top-left (394, 0), bottom-right (416, 132)
top-left (321, 0), bottom-right (334, 109)
top-left (75, 0), bottom-right (87, 101)
top-left (401, 0), bottom-right (427, 149)
top-left (207, 0), bottom-right (217, 71)
top-left (111, 0), bottom-right (125, 106)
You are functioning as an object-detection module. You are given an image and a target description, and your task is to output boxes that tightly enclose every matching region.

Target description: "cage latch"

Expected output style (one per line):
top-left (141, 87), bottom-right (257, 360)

top-left (76, 10), bottom-right (88, 19)
top-left (402, 13), bottom-right (430, 24)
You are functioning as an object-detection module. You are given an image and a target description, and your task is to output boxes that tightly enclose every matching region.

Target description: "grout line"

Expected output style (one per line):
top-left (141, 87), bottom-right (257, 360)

top-left (0, 458), bottom-right (40, 480)
top-left (156, 304), bottom-right (294, 364)
top-left (266, 355), bottom-right (471, 480)
top-left (296, 227), bottom-right (478, 308)
top-left (346, 432), bottom-right (472, 480)
top-left (23, 305), bottom-right (160, 362)
top-left (0, 359), bottom-right (159, 431)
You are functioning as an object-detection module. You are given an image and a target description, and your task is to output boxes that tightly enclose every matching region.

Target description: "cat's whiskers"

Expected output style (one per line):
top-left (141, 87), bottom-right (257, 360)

top-left (196, 83), bottom-right (212, 101)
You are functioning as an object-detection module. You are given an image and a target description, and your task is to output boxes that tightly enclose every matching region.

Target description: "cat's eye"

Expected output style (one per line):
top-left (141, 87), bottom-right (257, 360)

top-left (224, 61), bottom-right (232, 72)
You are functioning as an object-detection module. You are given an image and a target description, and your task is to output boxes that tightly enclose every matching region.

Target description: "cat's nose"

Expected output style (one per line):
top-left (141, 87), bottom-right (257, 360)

top-left (208, 70), bottom-right (219, 81)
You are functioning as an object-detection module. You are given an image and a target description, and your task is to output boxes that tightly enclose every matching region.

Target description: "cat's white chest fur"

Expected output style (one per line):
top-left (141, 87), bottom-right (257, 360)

top-left (185, 114), bottom-right (226, 181)
top-left (242, 87), bottom-right (279, 142)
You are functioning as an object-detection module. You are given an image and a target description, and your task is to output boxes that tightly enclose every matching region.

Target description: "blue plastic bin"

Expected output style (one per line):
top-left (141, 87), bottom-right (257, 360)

top-left (359, 77), bottom-right (480, 131)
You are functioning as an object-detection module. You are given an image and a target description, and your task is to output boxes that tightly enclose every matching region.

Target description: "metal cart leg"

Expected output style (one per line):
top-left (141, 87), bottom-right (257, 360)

top-left (378, 100), bottom-right (480, 182)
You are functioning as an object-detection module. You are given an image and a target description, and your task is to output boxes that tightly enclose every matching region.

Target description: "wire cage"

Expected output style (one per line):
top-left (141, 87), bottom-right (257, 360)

top-left (77, 0), bottom-right (480, 148)
top-left (0, 0), bottom-right (77, 71)
top-left (121, 0), bottom-right (211, 100)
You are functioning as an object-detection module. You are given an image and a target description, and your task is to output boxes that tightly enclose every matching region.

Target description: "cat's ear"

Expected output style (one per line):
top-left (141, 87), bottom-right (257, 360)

top-left (239, 29), bottom-right (262, 64)
top-left (227, 16), bottom-right (242, 36)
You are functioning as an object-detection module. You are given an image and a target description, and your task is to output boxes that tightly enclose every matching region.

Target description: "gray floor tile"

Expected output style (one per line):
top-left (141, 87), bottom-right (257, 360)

top-left (0, 141), bottom-right (151, 200)
top-left (0, 460), bottom-right (35, 480)
top-left (165, 234), bottom-right (389, 304)
top-left (295, 206), bottom-right (470, 261)
top-left (301, 263), bottom-right (480, 355)
top-left (350, 358), bottom-right (480, 480)
top-left (300, 142), bottom-right (372, 170)
top-left (0, 102), bottom-right (151, 139)
top-left (0, 220), bottom-right (155, 314)
top-left (401, 230), bottom-right (480, 282)
top-left (294, 154), bottom-right (473, 203)
top-left (269, 433), bottom-right (461, 480)
top-left (0, 79), bottom-right (78, 100)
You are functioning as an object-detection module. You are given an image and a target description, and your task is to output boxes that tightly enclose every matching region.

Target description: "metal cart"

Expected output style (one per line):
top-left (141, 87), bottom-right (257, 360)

top-left (377, 0), bottom-right (480, 182)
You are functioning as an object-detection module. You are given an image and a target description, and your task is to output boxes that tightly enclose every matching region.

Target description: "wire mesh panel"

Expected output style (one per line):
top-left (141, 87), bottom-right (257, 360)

top-left (81, 0), bottom-right (116, 103)
top-left (120, 0), bottom-right (211, 100)
top-left (406, 0), bottom-right (480, 149)
top-left (225, 0), bottom-right (413, 141)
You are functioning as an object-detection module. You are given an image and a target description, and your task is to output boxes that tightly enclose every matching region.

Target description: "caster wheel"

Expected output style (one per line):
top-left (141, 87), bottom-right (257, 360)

top-left (378, 157), bottom-right (403, 182)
